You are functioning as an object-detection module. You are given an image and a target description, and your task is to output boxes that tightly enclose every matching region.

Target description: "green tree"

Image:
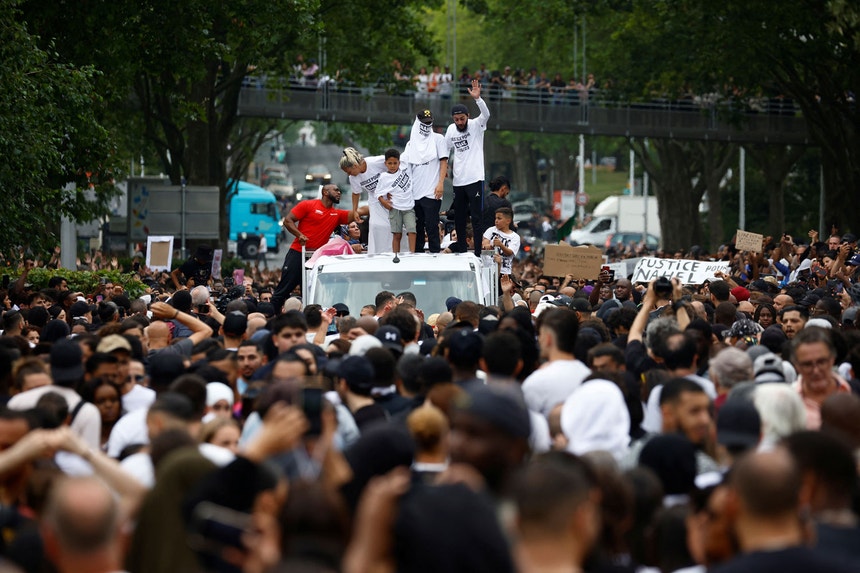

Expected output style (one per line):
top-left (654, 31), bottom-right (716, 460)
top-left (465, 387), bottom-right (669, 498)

top-left (0, 2), bottom-right (119, 259)
top-left (593, 0), bottom-right (860, 235)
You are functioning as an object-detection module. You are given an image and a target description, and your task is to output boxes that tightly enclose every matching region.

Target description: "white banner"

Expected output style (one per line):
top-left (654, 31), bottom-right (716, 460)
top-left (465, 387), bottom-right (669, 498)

top-left (631, 257), bottom-right (730, 285)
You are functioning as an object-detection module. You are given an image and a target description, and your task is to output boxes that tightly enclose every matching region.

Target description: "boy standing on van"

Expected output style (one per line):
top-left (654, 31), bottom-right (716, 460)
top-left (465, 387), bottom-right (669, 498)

top-left (481, 207), bottom-right (520, 276)
top-left (378, 148), bottom-right (417, 254)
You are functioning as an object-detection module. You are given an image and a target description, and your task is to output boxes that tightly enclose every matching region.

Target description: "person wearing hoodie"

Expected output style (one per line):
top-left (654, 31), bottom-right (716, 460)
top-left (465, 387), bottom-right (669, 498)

top-left (402, 109), bottom-right (448, 253)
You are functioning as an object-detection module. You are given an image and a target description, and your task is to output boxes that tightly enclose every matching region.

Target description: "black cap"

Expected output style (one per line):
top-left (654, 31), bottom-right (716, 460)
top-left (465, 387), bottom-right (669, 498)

top-left (375, 325), bottom-right (403, 352)
top-left (194, 245), bottom-right (214, 261)
top-left (716, 398), bottom-right (761, 448)
top-left (222, 311), bottom-right (248, 336)
top-left (333, 302), bottom-right (350, 316)
top-left (451, 103), bottom-right (469, 116)
top-left (417, 109), bottom-right (434, 124)
top-left (338, 355), bottom-right (375, 394)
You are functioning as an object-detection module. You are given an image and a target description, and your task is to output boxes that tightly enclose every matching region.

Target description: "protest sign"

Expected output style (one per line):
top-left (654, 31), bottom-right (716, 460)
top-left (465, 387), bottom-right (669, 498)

top-left (146, 236), bottom-right (173, 272)
top-left (543, 244), bottom-right (604, 279)
top-left (211, 249), bottom-right (223, 280)
top-left (735, 230), bottom-right (763, 253)
top-left (605, 262), bottom-right (629, 280)
top-left (631, 257), bottom-right (730, 284)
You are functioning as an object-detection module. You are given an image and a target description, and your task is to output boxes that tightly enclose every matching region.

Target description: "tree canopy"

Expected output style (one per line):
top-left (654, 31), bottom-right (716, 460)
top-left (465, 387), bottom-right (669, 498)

top-left (0, 0), bottom-right (119, 258)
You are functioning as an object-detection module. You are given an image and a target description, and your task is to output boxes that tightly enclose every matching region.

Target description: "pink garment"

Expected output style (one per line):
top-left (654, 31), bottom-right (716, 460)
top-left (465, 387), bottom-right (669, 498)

top-left (304, 237), bottom-right (355, 268)
top-left (796, 373), bottom-right (850, 429)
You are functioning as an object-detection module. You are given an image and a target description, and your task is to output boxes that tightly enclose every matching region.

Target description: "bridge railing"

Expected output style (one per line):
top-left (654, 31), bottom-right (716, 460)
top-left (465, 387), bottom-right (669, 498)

top-left (237, 82), bottom-right (810, 144)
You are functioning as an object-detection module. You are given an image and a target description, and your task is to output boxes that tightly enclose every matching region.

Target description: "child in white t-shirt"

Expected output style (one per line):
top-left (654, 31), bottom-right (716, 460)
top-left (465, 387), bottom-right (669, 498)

top-left (481, 207), bottom-right (520, 275)
top-left (377, 148), bottom-right (417, 253)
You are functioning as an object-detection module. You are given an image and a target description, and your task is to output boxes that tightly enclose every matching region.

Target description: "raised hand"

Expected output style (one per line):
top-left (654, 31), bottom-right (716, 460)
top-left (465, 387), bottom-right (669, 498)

top-left (467, 78), bottom-right (481, 99)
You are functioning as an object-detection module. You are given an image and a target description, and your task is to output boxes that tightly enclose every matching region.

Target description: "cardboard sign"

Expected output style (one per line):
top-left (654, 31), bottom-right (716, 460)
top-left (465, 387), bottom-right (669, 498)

top-left (735, 229), bottom-right (763, 253)
top-left (543, 244), bottom-right (604, 279)
top-left (631, 257), bottom-right (730, 285)
top-left (146, 236), bottom-right (174, 271)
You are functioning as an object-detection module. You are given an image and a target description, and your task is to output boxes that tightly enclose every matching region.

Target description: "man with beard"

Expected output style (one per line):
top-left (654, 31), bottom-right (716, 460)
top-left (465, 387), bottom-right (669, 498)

top-left (445, 78), bottom-right (490, 255)
top-left (272, 184), bottom-right (361, 313)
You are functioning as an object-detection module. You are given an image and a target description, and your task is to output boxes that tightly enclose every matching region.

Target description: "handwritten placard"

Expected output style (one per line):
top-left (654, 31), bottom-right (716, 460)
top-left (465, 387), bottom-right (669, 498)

top-left (543, 244), bottom-right (604, 279)
top-left (735, 230), bottom-right (763, 253)
top-left (631, 257), bottom-right (730, 284)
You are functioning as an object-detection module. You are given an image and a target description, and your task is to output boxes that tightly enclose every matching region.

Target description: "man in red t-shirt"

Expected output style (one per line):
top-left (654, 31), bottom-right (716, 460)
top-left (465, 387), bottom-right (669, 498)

top-left (272, 184), bottom-right (358, 313)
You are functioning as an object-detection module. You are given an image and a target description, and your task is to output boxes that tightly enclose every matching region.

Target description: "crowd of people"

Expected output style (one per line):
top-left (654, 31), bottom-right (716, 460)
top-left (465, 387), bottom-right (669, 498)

top-left (0, 75), bottom-right (857, 572)
top-left (280, 55), bottom-right (801, 116)
top-left (0, 210), bottom-right (858, 572)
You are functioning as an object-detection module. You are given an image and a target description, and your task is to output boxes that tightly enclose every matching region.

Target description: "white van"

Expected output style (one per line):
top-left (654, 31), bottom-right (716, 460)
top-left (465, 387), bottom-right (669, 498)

top-left (305, 253), bottom-right (498, 314)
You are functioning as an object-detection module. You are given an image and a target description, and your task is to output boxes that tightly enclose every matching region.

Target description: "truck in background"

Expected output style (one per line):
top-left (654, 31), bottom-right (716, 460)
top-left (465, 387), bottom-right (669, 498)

top-left (305, 253), bottom-right (498, 315)
top-left (107, 177), bottom-right (281, 258)
top-left (568, 195), bottom-right (660, 247)
top-left (227, 180), bottom-right (283, 258)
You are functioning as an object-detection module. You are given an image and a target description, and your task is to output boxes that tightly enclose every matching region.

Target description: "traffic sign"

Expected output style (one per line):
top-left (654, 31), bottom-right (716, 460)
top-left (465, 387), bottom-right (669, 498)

top-left (575, 192), bottom-right (589, 206)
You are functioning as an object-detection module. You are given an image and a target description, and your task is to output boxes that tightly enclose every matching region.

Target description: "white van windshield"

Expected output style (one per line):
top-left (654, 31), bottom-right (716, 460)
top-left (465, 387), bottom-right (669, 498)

top-left (313, 270), bottom-right (480, 314)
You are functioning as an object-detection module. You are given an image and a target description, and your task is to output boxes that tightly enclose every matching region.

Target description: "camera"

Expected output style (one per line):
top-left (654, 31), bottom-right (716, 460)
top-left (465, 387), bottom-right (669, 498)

top-left (654, 276), bottom-right (673, 297)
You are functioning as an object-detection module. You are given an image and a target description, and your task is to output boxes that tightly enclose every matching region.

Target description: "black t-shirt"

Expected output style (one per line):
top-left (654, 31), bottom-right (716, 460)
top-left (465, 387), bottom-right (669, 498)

top-left (814, 523), bottom-right (860, 569)
top-left (179, 257), bottom-right (211, 286)
top-left (481, 193), bottom-right (513, 231)
top-left (351, 403), bottom-right (389, 432)
top-left (710, 546), bottom-right (855, 573)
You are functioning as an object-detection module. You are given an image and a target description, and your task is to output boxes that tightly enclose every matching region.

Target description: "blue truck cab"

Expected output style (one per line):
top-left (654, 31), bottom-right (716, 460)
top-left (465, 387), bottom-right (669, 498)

top-left (228, 180), bottom-right (282, 253)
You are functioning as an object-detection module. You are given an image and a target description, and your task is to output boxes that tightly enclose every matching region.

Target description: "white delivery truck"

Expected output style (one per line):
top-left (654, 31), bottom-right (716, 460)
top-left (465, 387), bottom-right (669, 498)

top-left (568, 195), bottom-right (660, 247)
top-left (304, 252), bottom-right (498, 315)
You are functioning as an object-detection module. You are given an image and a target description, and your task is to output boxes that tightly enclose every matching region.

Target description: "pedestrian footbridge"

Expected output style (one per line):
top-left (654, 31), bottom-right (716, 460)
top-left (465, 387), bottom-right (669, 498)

top-left (237, 84), bottom-right (810, 145)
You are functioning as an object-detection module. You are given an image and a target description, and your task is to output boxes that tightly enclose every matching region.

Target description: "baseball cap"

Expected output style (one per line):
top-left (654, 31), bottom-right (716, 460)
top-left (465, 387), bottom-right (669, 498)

top-left (375, 325), bottom-right (403, 352)
top-left (846, 253), bottom-right (860, 266)
top-left (50, 338), bottom-right (84, 384)
top-left (332, 303), bottom-right (350, 316)
top-left (730, 286), bottom-right (751, 302)
top-left (753, 352), bottom-right (786, 382)
top-left (445, 297), bottom-right (463, 312)
top-left (337, 355), bottom-right (375, 394)
top-left (451, 103), bottom-right (469, 116)
top-left (447, 329), bottom-right (483, 364)
top-left (569, 298), bottom-right (592, 312)
top-left (96, 334), bottom-right (132, 355)
top-left (417, 109), bottom-right (434, 124)
top-left (194, 245), bottom-right (214, 261)
top-left (70, 300), bottom-right (91, 318)
top-left (842, 233), bottom-right (857, 243)
top-left (222, 311), bottom-right (248, 336)
top-left (716, 398), bottom-right (761, 448)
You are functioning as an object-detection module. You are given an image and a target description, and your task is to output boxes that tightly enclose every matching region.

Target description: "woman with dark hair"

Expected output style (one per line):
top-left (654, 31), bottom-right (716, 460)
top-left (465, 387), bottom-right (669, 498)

top-left (80, 378), bottom-right (124, 449)
top-left (754, 303), bottom-right (777, 330)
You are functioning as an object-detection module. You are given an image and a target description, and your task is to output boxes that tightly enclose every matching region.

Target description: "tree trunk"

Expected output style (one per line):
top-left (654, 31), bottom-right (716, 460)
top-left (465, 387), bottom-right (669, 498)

top-left (743, 144), bottom-right (805, 238)
top-left (631, 139), bottom-right (707, 252)
top-left (700, 142), bottom-right (737, 252)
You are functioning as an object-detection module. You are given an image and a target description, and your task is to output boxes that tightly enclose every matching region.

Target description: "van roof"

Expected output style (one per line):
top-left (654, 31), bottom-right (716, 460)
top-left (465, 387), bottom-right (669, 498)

top-left (312, 252), bottom-right (483, 274)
